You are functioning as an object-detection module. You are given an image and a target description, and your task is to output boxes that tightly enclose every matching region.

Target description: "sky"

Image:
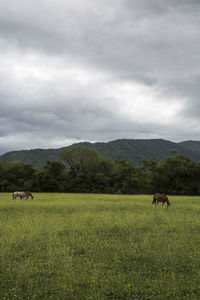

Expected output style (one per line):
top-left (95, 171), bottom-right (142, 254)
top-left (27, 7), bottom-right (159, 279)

top-left (0, 0), bottom-right (200, 155)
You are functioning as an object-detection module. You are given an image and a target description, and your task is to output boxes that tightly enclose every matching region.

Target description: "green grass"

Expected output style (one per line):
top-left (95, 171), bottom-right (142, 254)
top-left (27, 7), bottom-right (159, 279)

top-left (0, 193), bottom-right (200, 299)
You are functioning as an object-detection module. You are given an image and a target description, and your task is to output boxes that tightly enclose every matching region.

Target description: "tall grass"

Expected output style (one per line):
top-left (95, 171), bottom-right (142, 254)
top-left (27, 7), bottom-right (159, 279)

top-left (0, 193), bottom-right (200, 299)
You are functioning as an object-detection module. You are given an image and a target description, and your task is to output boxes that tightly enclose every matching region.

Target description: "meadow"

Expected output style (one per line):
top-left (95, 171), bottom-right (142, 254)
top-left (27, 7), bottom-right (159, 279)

top-left (0, 193), bottom-right (200, 299)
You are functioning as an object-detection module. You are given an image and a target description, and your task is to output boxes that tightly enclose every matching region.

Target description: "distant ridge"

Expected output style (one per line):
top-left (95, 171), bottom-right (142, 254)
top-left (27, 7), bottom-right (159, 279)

top-left (1, 139), bottom-right (200, 168)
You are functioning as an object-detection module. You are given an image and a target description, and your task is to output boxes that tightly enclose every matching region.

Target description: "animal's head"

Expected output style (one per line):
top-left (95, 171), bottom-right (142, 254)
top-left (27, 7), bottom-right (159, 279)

top-left (152, 198), bottom-right (156, 204)
top-left (167, 200), bottom-right (171, 207)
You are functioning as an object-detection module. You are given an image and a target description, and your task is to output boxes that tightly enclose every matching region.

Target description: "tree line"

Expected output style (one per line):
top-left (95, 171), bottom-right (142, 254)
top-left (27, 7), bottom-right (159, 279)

top-left (0, 145), bottom-right (200, 195)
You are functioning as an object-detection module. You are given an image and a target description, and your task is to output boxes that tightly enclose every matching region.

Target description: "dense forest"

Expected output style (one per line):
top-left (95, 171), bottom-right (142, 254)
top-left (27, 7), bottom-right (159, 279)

top-left (1, 145), bottom-right (200, 195)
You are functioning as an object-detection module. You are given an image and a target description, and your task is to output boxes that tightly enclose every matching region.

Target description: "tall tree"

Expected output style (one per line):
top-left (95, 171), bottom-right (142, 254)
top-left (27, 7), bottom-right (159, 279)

top-left (59, 146), bottom-right (103, 177)
top-left (40, 161), bottom-right (67, 192)
top-left (155, 154), bottom-right (198, 194)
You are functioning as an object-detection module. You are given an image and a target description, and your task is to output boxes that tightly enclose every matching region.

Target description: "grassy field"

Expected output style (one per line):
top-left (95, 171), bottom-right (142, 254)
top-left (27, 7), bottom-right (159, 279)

top-left (0, 193), bottom-right (200, 299)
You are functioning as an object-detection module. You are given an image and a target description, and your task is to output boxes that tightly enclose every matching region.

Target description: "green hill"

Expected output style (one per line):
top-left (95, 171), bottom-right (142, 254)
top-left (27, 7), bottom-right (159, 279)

top-left (179, 140), bottom-right (200, 154)
top-left (0, 149), bottom-right (61, 168)
top-left (1, 139), bottom-right (200, 168)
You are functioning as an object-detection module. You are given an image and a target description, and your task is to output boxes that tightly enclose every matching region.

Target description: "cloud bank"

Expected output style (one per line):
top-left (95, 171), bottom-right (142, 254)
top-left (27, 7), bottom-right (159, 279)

top-left (0, 0), bottom-right (200, 154)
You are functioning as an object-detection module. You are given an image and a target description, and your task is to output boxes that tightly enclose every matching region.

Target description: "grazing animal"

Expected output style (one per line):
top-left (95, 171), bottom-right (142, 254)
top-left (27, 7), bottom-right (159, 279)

top-left (12, 191), bottom-right (34, 200)
top-left (24, 191), bottom-right (34, 199)
top-left (13, 191), bottom-right (27, 200)
top-left (152, 193), bottom-right (170, 208)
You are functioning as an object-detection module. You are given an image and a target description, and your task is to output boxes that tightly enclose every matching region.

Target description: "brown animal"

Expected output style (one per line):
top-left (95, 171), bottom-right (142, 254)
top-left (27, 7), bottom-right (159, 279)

top-left (152, 193), bottom-right (170, 208)
top-left (24, 191), bottom-right (34, 199)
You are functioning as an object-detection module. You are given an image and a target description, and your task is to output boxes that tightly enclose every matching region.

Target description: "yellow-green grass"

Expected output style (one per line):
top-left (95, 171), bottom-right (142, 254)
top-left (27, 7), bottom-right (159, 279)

top-left (0, 193), bottom-right (200, 299)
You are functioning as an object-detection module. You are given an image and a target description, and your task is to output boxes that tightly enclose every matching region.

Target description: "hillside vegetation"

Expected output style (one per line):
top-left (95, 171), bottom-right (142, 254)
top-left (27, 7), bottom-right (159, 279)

top-left (1, 146), bottom-right (200, 195)
top-left (1, 139), bottom-right (200, 168)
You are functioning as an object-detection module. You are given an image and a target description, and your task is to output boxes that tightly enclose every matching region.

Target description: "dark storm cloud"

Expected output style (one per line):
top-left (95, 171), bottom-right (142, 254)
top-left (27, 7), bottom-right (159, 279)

top-left (0, 0), bottom-right (200, 154)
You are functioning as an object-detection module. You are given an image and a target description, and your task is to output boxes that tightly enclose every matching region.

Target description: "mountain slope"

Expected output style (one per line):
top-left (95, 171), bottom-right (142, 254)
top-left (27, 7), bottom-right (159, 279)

top-left (1, 139), bottom-right (200, 168)
top-left (0, 149), bottom-right (60, 168)
top-left (75, 139), bottom-right (200, 163)
top-left (178, 140), bottom-right (200, 156)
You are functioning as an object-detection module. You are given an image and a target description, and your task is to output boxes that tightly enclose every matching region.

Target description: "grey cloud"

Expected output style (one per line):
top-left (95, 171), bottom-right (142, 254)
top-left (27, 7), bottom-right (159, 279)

top-left (1, 0), bottom-right (200, 154)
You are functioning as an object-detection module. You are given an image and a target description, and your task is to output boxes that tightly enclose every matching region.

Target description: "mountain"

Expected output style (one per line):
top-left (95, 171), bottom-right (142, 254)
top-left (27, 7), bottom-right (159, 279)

top-left (178, 140), bottom-right (200, 155)
top-left (0, 149), bottom-right (61, 168)
top-left (1, 139), bottom-right (200, 168)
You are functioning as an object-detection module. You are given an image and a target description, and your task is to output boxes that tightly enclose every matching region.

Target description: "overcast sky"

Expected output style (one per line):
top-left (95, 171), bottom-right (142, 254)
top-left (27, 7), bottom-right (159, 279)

top-left (0, 0), bottom-right (200, 154)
